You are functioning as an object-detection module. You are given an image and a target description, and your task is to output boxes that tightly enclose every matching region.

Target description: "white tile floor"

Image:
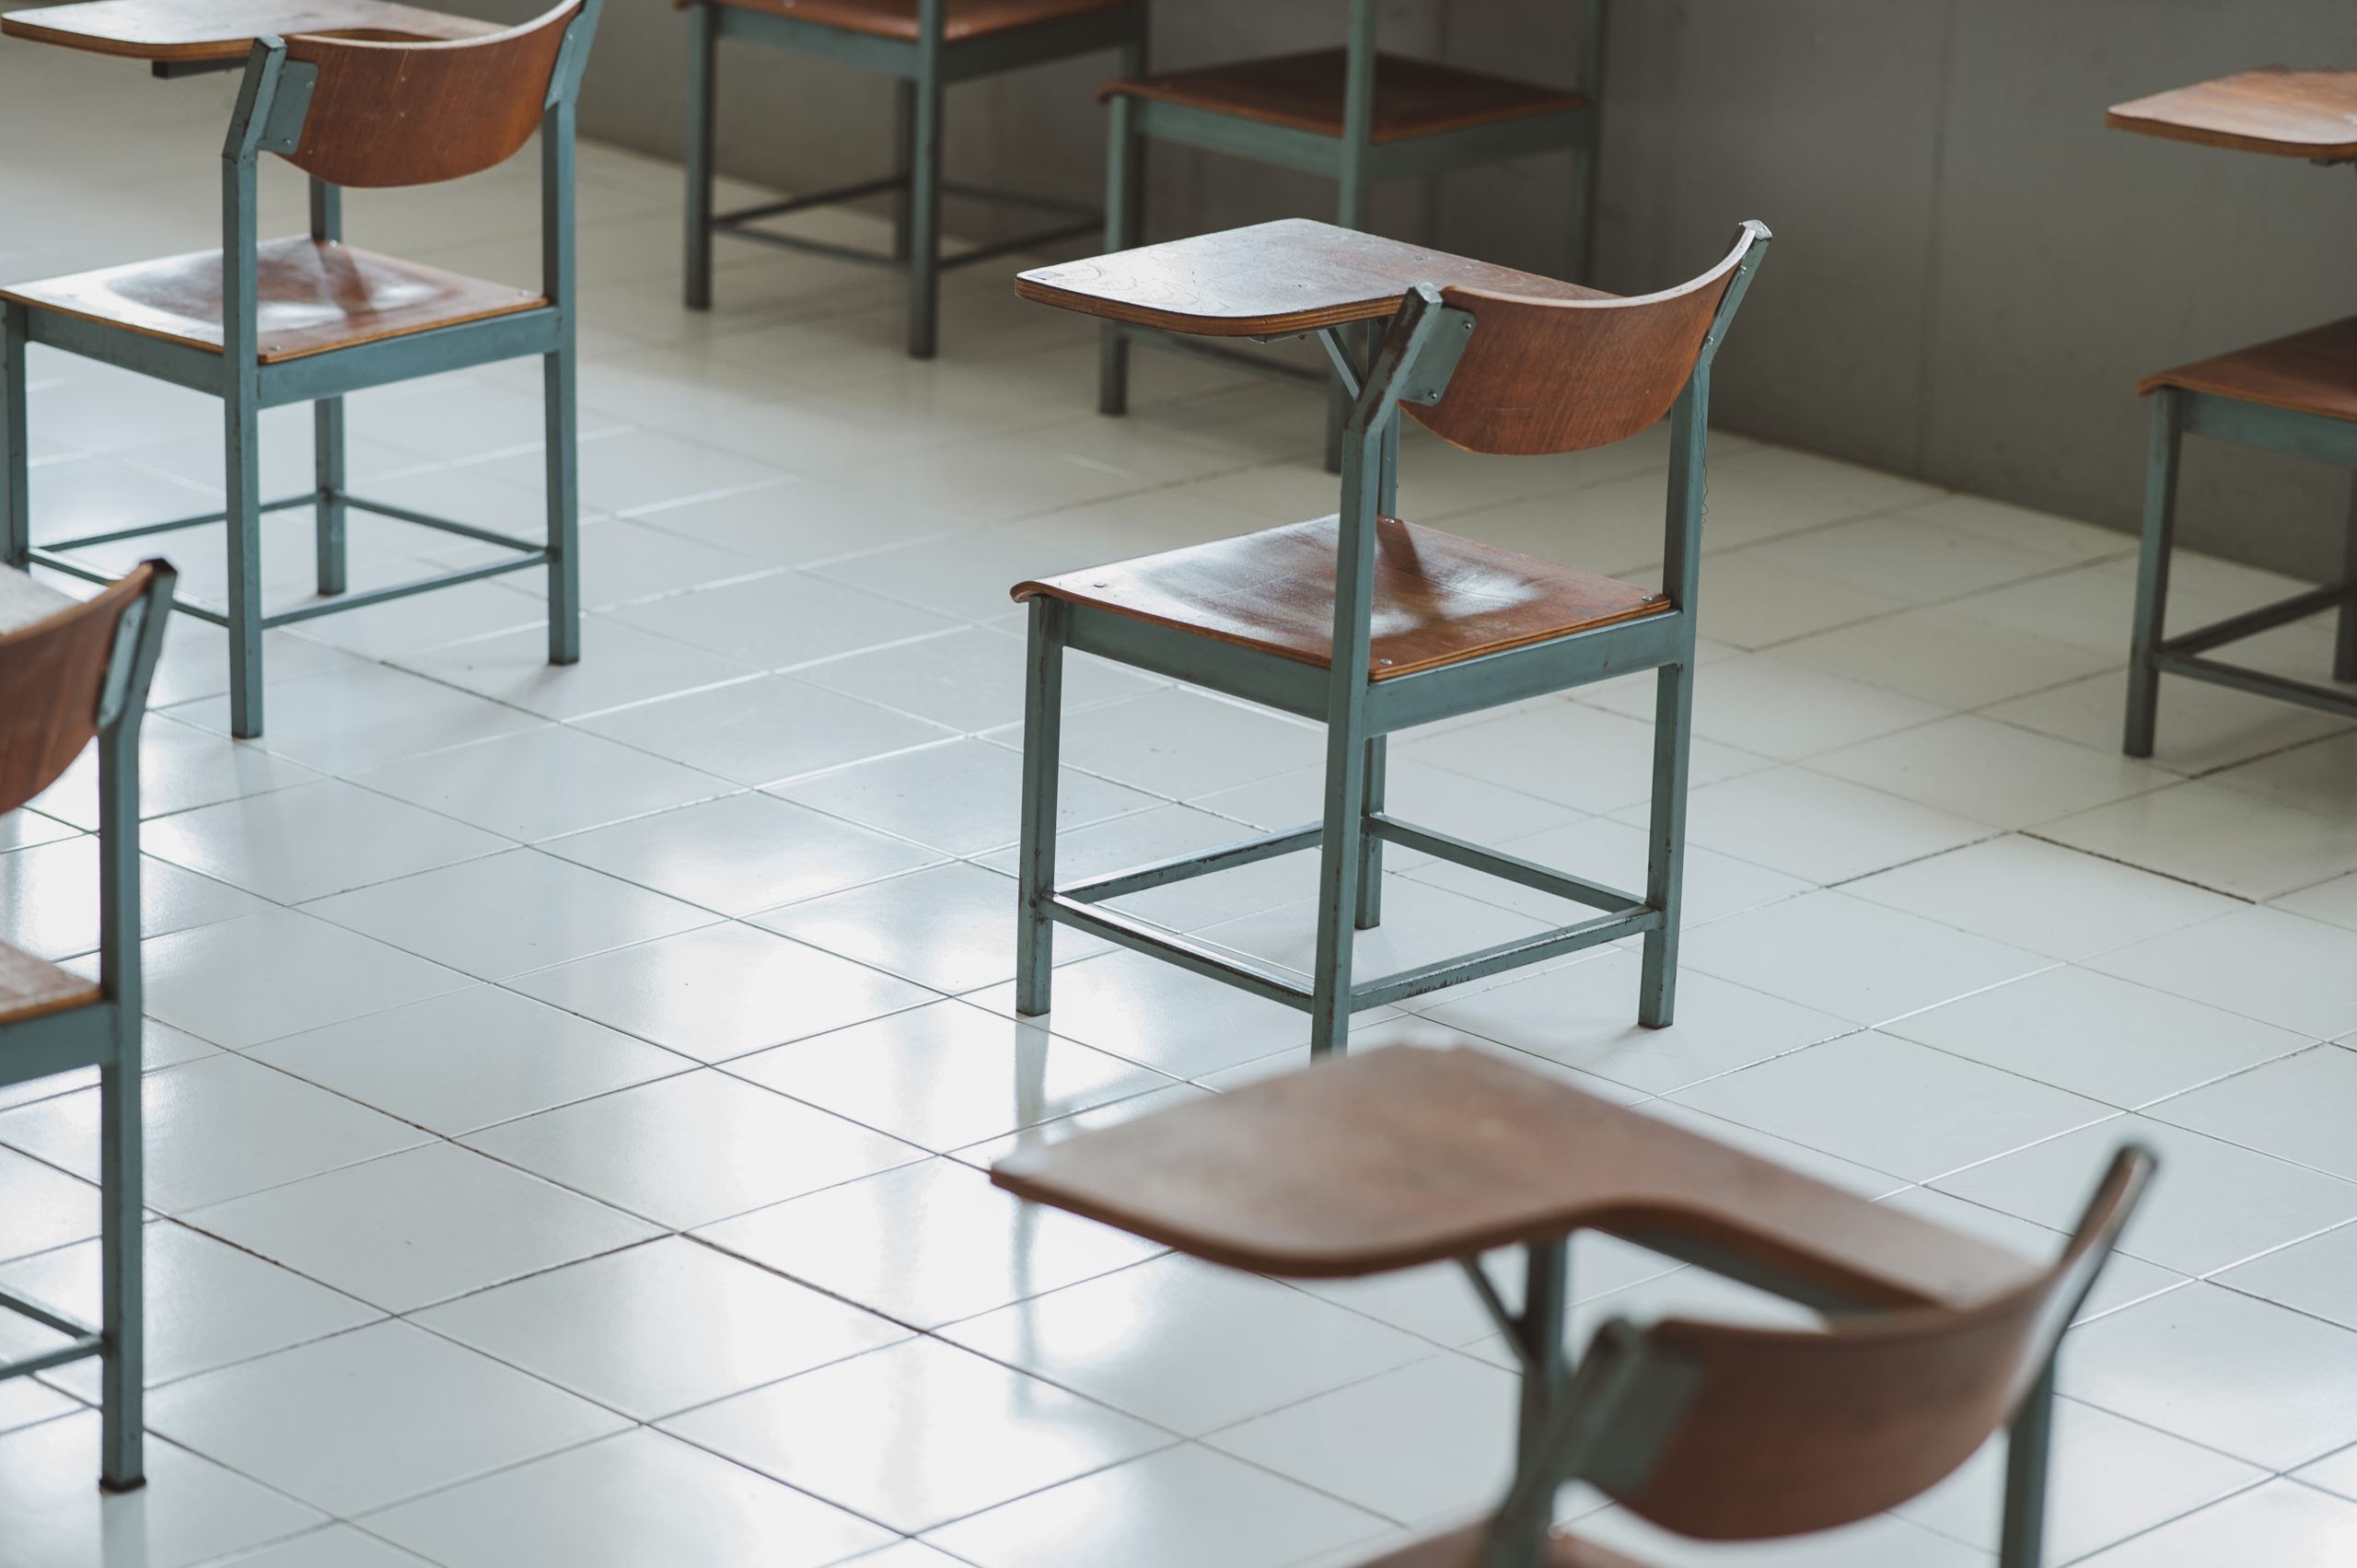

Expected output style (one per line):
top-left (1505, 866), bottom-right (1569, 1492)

top-left (6, 39), bottom-right (2357, 1568)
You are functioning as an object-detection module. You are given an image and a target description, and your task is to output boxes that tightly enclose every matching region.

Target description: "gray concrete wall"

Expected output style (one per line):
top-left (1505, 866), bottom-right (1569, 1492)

top-left (551, 0), bottom-right (2357, 577)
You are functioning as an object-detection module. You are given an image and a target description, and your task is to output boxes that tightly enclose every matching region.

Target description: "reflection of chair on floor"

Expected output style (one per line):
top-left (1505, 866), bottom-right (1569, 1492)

top-left (2125, 317), bottom-right (2357, 756)
top-left (0, 0), bottom-right (603, 737)
top-left (1010, 219), bottom-right (1768, 1057)
top-left (0, 559), bottom-right (176, 1493)
top-left (994, 1044), bottom-right (2156, 1568)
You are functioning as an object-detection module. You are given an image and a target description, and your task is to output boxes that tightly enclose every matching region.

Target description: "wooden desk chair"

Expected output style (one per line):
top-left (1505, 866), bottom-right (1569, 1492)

top-left (2125, 318), bottom-right (2357, 754)
top-left (1094, 0), bottom-right (1606, 454)
top-left (993, 1045), bottom-right (2154, 1568)
top-left (679, 0), bottom-right (1145, 357)
top-left (1358, 1148), bottom-right (2152, 1568)
top-left (1010, 221), bottom-right (1769, 1056)
top-left (0, 560), bottom-right (176, 1493)
top-left (0, 0), bottom-right (603, 738)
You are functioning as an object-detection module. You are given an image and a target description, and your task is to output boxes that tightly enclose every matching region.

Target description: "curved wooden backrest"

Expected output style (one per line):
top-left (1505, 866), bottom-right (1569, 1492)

top-left (1596, 1145), bottom-right (2153, 1541)
top-left (0, 563), bottom-right (166, 816)
top-left (279, 0), bottom-right (582, 189)
top-left (1407, 226), bottom-right (1763, 457)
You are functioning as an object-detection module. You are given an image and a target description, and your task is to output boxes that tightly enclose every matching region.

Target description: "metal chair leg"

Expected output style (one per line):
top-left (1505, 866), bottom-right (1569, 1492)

top-left (545, 340), bottom-right (580, 665)
top-left (1354, 735), bottom-right (1386, 931)
top-left (1308, 710), bottom-right (1372, 1056)
top-left (1, 302), bottom-right (25, 570)
top-left (906, 66), bottom-right (946, 359)
top-left (313, 397), bottom-right (346, 597)
top-left (225, 382), bottom-right (263, 739)
top-left (1097, 41), bottom-right (1144, 417)
top-left (1997, 1365), bottom-right (2056, 1568)
top-left (891, 77), bottom-right (916, 264)
top-left (2336, 474), bottom-right (2357, 684)
top-left (2123, 390), bottom-right (2181, 759)
top-left (97, 1005), bottom-right (144, 1493)
top-left (1016, 598), bottom-right (1066, 1016)
top-left (1638, 658), bottom-right (1693, 1028)
top-left (683, 0), bottom-right (717, 311)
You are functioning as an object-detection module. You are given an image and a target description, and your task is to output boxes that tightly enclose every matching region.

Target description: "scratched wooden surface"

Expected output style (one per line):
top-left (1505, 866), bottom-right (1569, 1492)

top-left (1014, 217), bottom-right (1604, 338)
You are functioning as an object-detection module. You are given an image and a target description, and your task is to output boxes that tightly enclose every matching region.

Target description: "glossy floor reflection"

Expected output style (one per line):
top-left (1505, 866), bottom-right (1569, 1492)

top-left (4, 39), bottom-right (2357, 1568)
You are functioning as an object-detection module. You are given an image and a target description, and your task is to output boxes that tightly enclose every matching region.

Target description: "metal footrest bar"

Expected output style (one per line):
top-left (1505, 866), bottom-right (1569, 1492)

top-left (1062, 823), bottom-right (1324, 905)
top-left (1044, 894), bottom-right (1313, 1010)
top-left (715, 175), bottom-right (1100, 273)
top-left (1370, 814), bottom-right (1640, 915)
top-left (0, 1336), bottom-right (104, 1382)
top-left (341, 494), bottom-right (544, 554)
top-left (0, 1284), bottom-right (96, 1342)
top-left (260, 552), bottom-right (552, 628)
top-left (716, 175), bottom-right (908, 227)
top-left (2152, 649), bottom-right (2357, 722)
top-left (2159, 581), bottom-right (2355, 659)
top-left (1350, 907), bottom-right (1657, 1012)
top-left (41, 492), bottom-right (315, 553)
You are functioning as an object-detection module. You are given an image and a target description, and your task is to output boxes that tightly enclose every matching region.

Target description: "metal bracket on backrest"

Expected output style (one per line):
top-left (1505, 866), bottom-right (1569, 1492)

top-left (1394, 302), bottom-right (1478, 408)
top-left (93, 598), bottom-right (149, 732)
top-left (257, 60), bottom-right (319, 155)
top-left (547, 0), bottom-right (606, 108)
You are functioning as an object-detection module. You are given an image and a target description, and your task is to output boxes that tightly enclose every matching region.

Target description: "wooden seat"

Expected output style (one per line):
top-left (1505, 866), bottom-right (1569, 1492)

top-left (1345, 1523), bottom-right (1646, 1568)
top-left (0, 0), bottom-right (499, 62)
top-left (2137, 315), bottom-right (2357, 424)
top-left (0, 945), bottom-right (101, 1026)
top-left (705, 0), bottom-right (1123, 41)
top-left (2107, 67), bottom-right (2357, 161)
top-left (1014, 517), bottom-right (1669, 682)
top-left (1, 238), bottom-right (543, 365)
top-left (1100, 49), bottom-right (1585, 143)
top-left (1016, 217), bottom-right (1607, 340)
top-left (993, 1045), bottom-right (2035, 1307)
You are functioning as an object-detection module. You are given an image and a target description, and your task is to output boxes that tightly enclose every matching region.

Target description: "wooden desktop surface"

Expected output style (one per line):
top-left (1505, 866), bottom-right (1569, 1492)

top-left (0, 0), bottom-right (497, 62)
top-left (2107, 66), bottom-right (2357, 160)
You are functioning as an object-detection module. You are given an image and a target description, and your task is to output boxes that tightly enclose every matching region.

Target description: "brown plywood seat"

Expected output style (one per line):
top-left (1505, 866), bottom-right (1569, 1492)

top-left (2138, 315), bottom-right (2357, 424)
top-left (2107, 67), bottom-right (2357, 161)
top-left (993, 1045), bottom-right (2036, 1307)
top-left (0, 238), bottom-right (544, 364)
top-left (1100, 49), bottom-right (1585, 142)
top-left (0, 945), bottom-right (100, 1027)
top-left (1012, 517), bottom-right (1668, 681)
top-left (704, 0), bottom-right (1126, 41)
top-left (1346, 1523), bottom-right (1650, 1568)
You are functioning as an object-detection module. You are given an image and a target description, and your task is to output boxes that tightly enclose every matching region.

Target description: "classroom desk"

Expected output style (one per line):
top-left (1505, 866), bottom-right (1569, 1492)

top-left (0, 0), bottom-right (495, 68)
top-left (2107, 65), bottom-right (2357, 162)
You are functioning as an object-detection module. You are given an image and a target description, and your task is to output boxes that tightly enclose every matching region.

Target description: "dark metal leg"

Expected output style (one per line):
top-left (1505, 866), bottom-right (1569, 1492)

top-left (1016, 598), bottom-right (1065, 1016)
top-left (1497, 1238), bottom-right (1571, 1562)
top-left (1308, 705), bottom-right (1371, 1056)
top-left (1, 301), bottom-right (25, 570)
top-left (313, 398), bottom-right (345, 597)
top-left (891, 77), bottom-right (915, 264)
top-left (906, 66), bottom-right (945, 358)
top-left (96, 705), bottom-right (145, 1493)
top-left (1097, 35), bottom-right (1145, 416)
top-left (1998, 1365), bottom-right (2056, 1568)
top-left (1354, 735), bottom-right (1386, 931)
top-left (2124, 390), bottom-right (2181, 759)
top-left (1638, 658), bottom-right (1693, 1028)
top-left (683, 0), bottom-right (717, 311)
top-left (545, 341), bottom-right (580, 666)
top-left (2336, 474), bottom-right (2357, 684)
top-left (225, 380), bottom-right (263, 738)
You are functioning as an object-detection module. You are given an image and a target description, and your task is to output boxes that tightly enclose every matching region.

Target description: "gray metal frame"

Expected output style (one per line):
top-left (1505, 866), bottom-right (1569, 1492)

top-left (681, 0), bottom-right (1147, 357)
top-left (0, 563), bottom-right (176, 1493)
top-left (1097, 0), bottom-right (1608, 466)
top-left (0, 6), bottom-right (601, 738)
top-left (2125, 384), bottom-right (2357, 754)
top-left (1016, 226), bottom-right (1767, 1056)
